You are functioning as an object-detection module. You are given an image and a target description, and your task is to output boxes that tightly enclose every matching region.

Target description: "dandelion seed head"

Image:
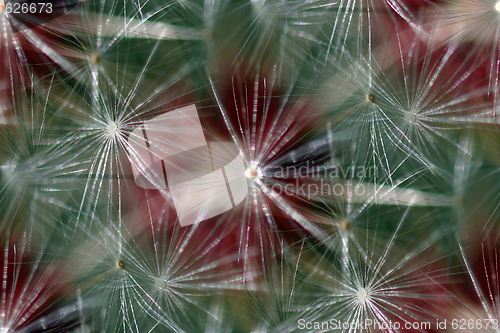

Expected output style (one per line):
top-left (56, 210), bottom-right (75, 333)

top-left (340, 219), bottom-right (351, 231)
top-left (89, 53), bottom-right (102, 65)
top-left (355, 287), bottom-right (370, 306)
top-left (403, 110), bottom-right (418, 124)
top-left (153, 276), bottom-right (172, 291)
top-left (245, 167), bottom-right (260, 180)
top-left (153, 277), bottom-right (166, 289)
top-left (106, 121), bottom-right (120, 140)
top-left (116, 261), bottom-right (126, 270)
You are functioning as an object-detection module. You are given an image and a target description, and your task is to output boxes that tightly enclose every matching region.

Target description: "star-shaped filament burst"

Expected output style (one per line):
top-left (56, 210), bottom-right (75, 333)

top-left (57, 219), bottom-right (162, 332)
top-left (301, 222), bottom-right (452, 331)
top-left (45, 0), bottom-right (204, 100)
top-left (105, 120), bottom-right (121, 141)
top-left (61, 206), bottom-right (249, 332)
top-left (50, 57), bottom-right (196, 231)
top-left (355, 287), bottom-right (371, 307)
top-left (209, 64), bottom-right (327, 267)
top-left (0, 88), bottom-right (86, 238)
top-left (320, 34), bottom-right (491, 185)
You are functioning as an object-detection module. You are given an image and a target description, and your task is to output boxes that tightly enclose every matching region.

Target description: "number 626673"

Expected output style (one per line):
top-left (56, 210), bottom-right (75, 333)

top-left (5, 2), bottom-right (53, 14)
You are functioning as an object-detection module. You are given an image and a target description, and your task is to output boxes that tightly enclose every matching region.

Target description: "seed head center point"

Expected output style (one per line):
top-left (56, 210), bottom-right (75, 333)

top-left (245, 167), bottom-right (258, 179)
top-left (356, 288), bottom-right (370, 306)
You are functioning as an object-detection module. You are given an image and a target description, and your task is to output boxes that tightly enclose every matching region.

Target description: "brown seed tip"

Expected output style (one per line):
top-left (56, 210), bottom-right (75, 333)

top-left (340, 220), bottom-right (351, 231)
top-left (367, 94), bottom-right (376, 103)
top-left (117, 261), bottom-right (126, 269)
top-left (90, 54), bottom-right (101, 64)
